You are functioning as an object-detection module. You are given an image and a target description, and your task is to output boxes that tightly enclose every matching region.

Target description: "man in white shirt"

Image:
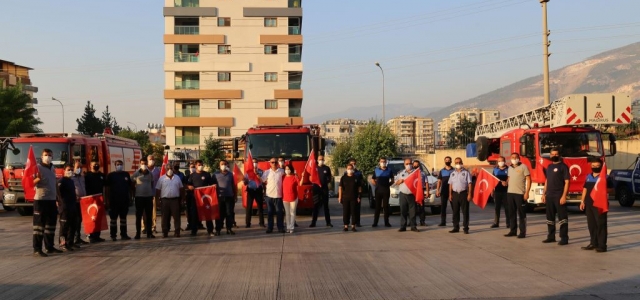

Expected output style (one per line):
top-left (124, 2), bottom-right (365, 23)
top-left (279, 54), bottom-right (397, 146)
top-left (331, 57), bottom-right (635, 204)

top-left (155, 168), bottom-right (184, 238)
top-left (262, 157), bottom-right (285, 234)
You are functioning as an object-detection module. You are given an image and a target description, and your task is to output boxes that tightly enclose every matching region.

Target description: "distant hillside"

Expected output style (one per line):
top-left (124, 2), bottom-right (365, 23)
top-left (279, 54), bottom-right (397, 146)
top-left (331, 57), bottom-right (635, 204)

top-left (429, 41), bottom-right (640, 122)
top-left (306, 103), bottom-right (442, 124)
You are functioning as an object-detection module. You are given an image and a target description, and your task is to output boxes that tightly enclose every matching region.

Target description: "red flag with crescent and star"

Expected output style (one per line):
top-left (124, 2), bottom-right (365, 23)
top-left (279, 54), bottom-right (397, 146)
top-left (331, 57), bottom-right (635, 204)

top-left (21, 145), bottom-right (38, 201)
top-left (80, 194), bottom-right (108, 234)
top-left (159, 152), bottom-right (169, 177)
top-left (194, 185), bottom-right (220, 221)
top-left (244, 151), bottom-right (261, 186)
top-left (403, 169), bottom-right (424, 205)
top-left (563, 158), bottom-right (591, 193)
top-left (473, 169), bottom-right (500, 209)
top-left (233, 163), bottom-right (244, 186)
top-left (304, 150), bottom-right (322, 186)
top-left (590, 162), bottom-right (609, 214)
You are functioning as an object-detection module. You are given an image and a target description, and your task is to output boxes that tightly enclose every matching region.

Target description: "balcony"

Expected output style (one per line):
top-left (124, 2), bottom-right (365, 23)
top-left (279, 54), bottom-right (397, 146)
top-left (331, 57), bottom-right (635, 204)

top-left (289, 108), bottom-right (301, 117)
top-left (174, 80), bottom-right (200, 90)
top-left (175, 0), bottom-right (198, 7)
top-left (174, 26), bottom-right (199, 35)
top-left (288, 26), bottom-right (301, 35)
top-left (174, 53), bottom-right (199, 62)
top-left (176, 136), bottom-right (200, 145)
top-left (289, 53), bottom-right (301, 62)
top-left (175, 108), bottom-right (200, 117)
top-left (288, 81), bottom-right (301, 90)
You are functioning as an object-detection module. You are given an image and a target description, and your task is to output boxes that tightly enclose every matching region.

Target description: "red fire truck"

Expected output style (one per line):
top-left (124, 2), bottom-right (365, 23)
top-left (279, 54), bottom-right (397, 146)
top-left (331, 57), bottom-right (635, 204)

top-left (235, 125), bottom-right (325, 213)
top-left (2, 132), bottom-right (141, 216)
top-left (471, 93), bottom-right (631, 211)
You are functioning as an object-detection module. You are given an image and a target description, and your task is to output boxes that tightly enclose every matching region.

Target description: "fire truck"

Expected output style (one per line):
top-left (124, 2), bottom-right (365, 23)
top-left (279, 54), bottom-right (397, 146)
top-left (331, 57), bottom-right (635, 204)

top-left (234, 125), bottom-right (325, 213)
top-left (2, 132), bottom-right (141, 216)
top-left (470, 93), bottom-right (631, 211)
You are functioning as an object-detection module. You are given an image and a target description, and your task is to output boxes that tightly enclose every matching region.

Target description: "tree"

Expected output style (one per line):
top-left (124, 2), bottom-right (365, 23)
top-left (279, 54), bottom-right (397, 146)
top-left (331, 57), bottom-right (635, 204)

top-left (329, 138), bottom-right (354, 174)
top-left (76, 101), bottom-right (103, 136)
top-left (144, 143), bottom-right (166, 163)
top-left (200, 133), bottom-right (226, 170)
top-left (0, 85), bottom-right (42, 135)
top-left (445, 118), bottom-right (478, 149)
top-left (100, 105), bottom-right (122, 134)
top-left (117, 128), bottom-right (151, 154)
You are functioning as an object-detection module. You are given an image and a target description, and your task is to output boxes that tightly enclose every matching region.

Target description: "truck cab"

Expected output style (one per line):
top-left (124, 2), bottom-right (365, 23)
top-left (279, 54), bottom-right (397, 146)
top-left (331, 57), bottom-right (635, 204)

top-left (610, 155), bottom-right (640, 207)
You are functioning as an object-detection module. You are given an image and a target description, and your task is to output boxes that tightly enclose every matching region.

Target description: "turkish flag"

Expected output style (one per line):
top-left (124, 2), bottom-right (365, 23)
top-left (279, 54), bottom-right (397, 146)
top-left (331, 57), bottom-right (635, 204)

top-left (563, 158), bottom-right (591, 192)
top-left (80, 194), bottom-right (108, 234)
top-left (404, 169), bottom-right (424, 205)
top-left (233, 163), bottom-right (244, 186)
top-left (590, 162), bottom-right (609, 214)
top-left (304, 151), bottom-right (322, 186)
top-left (194, 185), bottom-right (220, 221)
top-left (21, 145), bottom-right (38, 201)
top-left (159, 152), bottom-right (169, 177)
top-left (244, 151), bottom-right (260, 186)
top-left (473, 169), bottom-right (500, 209)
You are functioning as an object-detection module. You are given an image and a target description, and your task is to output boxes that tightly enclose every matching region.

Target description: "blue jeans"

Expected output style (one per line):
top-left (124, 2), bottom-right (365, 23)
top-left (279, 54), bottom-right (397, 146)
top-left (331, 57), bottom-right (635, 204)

top-left (265, 196), bottom-right (284, 231)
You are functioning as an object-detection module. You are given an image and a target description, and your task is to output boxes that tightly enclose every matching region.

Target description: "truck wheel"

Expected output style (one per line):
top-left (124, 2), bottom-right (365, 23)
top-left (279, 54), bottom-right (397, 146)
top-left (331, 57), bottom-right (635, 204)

top-left (17, 207), bottom-right (33, 216)
top-left (617, 185), bottom-right (635, 207)
top-left (476, 136), bottom-right (489, 161)
top-left (369, 188), bottom-right (375, 209)
top-left (430, 206), bottom-right (441, 215)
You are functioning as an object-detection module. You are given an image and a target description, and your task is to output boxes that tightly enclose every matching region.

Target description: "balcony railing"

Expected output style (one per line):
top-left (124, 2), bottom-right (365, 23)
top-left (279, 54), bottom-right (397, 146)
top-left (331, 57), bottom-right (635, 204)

top-left (288, 26), bottom-right (301, 35)
top-left (174, 26), bottom-right (199, 35)
top-left (175, 0), bottom-right (199, 7)
top-left (174, 80), bottom-right (200, 90)
top-left (288, 53), bottom-right (301, 62)
top-left (289, 108), bottom-right (301, 117)
top-left (175, 109), bottom-right (200, 117)
top-left (176, 136), bottom-right (200, 145)
top-left (288, 81), bottom-right (301, 90)
top-left (174, 53), bottom-right (199, 62)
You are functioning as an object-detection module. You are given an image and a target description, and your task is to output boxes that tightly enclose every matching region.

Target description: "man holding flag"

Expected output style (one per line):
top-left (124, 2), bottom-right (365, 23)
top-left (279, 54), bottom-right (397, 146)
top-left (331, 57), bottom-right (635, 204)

top-left (188, 160), bottom-right (217, 236)
top-left (579, 159), bottom-right (612, 253)
top-left (30, 148), bottom-right (62, 256)
top-left (308, 154), bottom-right (333, 228)
top-left (393, 158), bottom-right (421, 233)
top-left (244, 155), bottom-right (264, 228)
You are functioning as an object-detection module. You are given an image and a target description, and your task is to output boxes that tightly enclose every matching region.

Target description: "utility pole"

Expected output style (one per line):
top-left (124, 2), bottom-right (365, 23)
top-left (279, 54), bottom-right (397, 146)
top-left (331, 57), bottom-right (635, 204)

top-left (375, 62), bottom-right (385, 123)
top-left (541, 0), bottom-right (551, 105)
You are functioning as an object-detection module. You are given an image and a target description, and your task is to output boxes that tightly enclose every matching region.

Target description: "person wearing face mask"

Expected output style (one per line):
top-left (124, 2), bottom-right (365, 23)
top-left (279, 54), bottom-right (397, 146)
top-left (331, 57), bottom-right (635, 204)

top-left (370, 157), bottom-right (394, 227)
top-left (85, 161), bottom-right (106, 243)
top-left (142, 155), bottom-right (161, 235)
top-left (187, 160), bottom-right (217, 236)
top-left (344, 158), bottom-right (364, 227)
top-left (309, 155), bottom-right (333, 228)
top-left (262, 157), bottom-right (286, 234)
top-left (505, 153), bottom-right (531, 238)
top-left (70, 160), bottom-right (87, 245)
top-left (132, 158), bottom-right (155, 239)
top-left (394, 158), bottom-right (420, 232)
top-left (579, 159), bottom-right (612, 252)
top-left (106, 160), bottom-right (134, 241)
top-left (213, 160), bottom-right (237, 235)
top-left (447, 157), bottom-right (472, 234)
top-left (184, 162), bottom-right (197, 231)
top-left (32, 149), bottom-right (62, 257)
top-left (244, 158), bottom-right (265, 228)
top-left (339, 164), bottom-right (362, 232)
top-left (56, 165), bottom-right (78, 252)
top-left (491, 156), bottom-right (510, 229)
top-left (542, 148), bottom-right (570, 245)
top-left (155, 164), bottom-right (185, 238)
top-left (436, 156), bottom-right (454, 227)
top-left (412, 160), bottom-right (430, 227)
top-left (282, 165), bottom-right (302, 233)
top-left (277, 157), bottom-right (286, 170)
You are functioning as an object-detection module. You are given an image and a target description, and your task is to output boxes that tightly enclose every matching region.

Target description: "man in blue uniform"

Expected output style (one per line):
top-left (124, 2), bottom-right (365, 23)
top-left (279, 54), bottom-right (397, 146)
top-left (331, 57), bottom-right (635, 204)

top-left (106, 160), bottom-right (133, 241)
top-left (244, 158), bottom-right (265, 228)
top-left (542, 148), bottom-right (570, 245)
top-left (370, 157), bottom-right (394, 227)
top-left (579, 159), bottom-right (612, 252)
top-left (492, 156), bottom-right (510, 229)
top-left (436, 156), bottom-right (454, 226)
top-left (448, 157), bottom-right (472, 234)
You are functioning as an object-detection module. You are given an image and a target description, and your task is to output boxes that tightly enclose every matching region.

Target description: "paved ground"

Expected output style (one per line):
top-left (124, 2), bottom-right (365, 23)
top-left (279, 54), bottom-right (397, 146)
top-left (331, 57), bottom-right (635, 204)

top-left (0, 199), bottom-right (639, 300)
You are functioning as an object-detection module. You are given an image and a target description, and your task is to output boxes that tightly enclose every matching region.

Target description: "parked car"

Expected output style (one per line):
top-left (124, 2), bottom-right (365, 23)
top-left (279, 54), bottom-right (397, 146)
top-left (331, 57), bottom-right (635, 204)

top-left (367, 158), bottom-right (441, 214)
top-left (610, 155), bottom-right (640, 207)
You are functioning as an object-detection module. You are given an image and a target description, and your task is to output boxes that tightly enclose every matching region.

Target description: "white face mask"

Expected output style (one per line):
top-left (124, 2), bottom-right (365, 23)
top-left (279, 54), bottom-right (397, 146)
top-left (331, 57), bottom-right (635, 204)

top-left (190, 167), bottom-right (196, 173)
top-left (197, 165), bottom-right (204, 172)
top-left (455, 164), bottom-right (462, 170)
top-left (511, 159), bottom-right (519, 165)
top-left (220, 165), bottom-right (227, 172)
top-left (42, 156), bottom-right (52, 164)
top-left (498, 161), bottom-right (505, 167)
top-left (75, 168), bottom-right (82, 175)
top-left (64, 171), bottom-right (73, 177)
top-left (405, 164), bottom-right (412, 171)
top-left (317, 160), bottom-right (324, 166)
top-left (116, 165), bottom-right (124, 172)
top-left (253, 163), bottom-right (258, 168)
top-left (285, 170), bottom-right (291, 175)
top-left (148, 160), bottom-right (155, 167)
top-left (278, 161), bottom-right (284, 168)
top-left (166, 170), bottom-right (173, 177)
top-left (141, 165), bottom-right (148, 171)
top-left (347, 169), bottom-right (354, 175)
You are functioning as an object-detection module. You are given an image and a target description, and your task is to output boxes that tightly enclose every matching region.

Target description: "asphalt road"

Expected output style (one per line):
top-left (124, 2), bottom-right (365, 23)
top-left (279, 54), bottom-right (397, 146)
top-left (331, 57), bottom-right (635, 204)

top-left (0, 200), bottom-right (639, 300)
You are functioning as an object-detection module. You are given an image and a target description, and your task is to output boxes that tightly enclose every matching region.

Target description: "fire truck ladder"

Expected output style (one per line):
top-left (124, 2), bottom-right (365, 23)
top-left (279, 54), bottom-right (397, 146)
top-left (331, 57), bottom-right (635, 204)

top-left (474, 100), bottom-right (565, 139)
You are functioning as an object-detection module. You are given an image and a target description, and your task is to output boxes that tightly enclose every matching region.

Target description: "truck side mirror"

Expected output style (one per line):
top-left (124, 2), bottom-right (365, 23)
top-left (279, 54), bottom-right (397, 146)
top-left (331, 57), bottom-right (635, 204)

top-left (11, 148), bottom-right (20, 155)
top-left (520, 144), bottom-right (527, 157)
top-left (608, 142), bottom-right (617, 156)
top-left (233, 139), bottom-right (239, 152)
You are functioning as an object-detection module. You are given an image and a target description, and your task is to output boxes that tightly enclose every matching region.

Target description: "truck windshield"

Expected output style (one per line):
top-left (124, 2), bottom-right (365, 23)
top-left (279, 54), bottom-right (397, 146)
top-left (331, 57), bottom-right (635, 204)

top-left (248, 133), bottom-right (310, 159)
top-left (538, 132), bottom-right (602, 158)
top-left (4, 142), bottom-right (70, 168)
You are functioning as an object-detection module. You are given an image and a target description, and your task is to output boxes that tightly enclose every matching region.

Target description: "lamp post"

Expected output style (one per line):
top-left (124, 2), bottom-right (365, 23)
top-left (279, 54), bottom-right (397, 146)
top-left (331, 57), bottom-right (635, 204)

top-left (375, 62), bottom-right (385, 123)
top-left (51, 97), bottom-right (64, 133)
top-left (127, 122), bottom-right (138, 132)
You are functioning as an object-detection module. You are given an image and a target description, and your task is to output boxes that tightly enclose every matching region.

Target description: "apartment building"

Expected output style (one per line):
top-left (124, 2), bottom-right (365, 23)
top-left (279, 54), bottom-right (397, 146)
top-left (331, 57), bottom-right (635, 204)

top-left (632, 99), bottom-right (640, 121)
top-left (437, 108), bottom-right (500, 134)
top-left (163, 0), bottom-right (304, 148)
top-left (386, 116), bottom-right (435, 153)
top-left (320, 119), bottom-right (369, 143)
top-left (0, 59), bottom-right (38, 100)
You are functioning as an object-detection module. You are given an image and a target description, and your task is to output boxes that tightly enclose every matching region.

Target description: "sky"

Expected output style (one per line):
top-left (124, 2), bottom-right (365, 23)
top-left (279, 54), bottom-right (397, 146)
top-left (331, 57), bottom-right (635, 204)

top-left (3, 0), bottom-right (640, 133)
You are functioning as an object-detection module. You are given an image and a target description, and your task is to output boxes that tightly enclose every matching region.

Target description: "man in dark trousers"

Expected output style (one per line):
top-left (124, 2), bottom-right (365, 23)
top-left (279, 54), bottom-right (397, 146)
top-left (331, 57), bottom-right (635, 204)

top-left (394, 158), bottom-right (420, 232)
top-left (542, 148), bottom-right (570, 245)
top-left (345, 158), bottom-right (364, 227)
top-left (85, 161), bottom-right (106, 243)
top-left (188, 160), bottom-right (216, 236)
top-left (106, 160), bottom-right (133, 241)
top-left (491, 156), bottom-right (510, 229)
top-left (579, 158), bottom-right (612, 252)
top-left (506, 153), bottom-right (531, 238)
top-left (412, 160), bottom-right (429, 227)
top-left (448, 157), bottom-right (472, 234)
top-left (436, 156), bottom-right (454, 226)
top-left (310, 155), bottom-right (333, 228)
top-left (244, 157), bottom-right (265, 228)
top-left (214, 160), bottom-right (237, 235)
top-left (32, 148), bottom-right (62, 257)
top-left (370, 157), bottom-right (394, 227)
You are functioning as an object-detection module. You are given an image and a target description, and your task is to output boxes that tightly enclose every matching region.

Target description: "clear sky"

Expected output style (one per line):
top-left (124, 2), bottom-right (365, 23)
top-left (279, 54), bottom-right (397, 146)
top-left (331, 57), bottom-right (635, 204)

top-left (3, 0), bottom-right (640, 132)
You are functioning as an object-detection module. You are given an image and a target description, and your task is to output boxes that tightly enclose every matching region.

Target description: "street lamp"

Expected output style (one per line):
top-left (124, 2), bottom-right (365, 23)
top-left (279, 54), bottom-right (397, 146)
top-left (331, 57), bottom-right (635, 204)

top-left (375, 62), bottom-right (385, 123)
top-left (127, 122), bottom-right (138, 132)
top-left (51, 97), bottom-right (64, 133)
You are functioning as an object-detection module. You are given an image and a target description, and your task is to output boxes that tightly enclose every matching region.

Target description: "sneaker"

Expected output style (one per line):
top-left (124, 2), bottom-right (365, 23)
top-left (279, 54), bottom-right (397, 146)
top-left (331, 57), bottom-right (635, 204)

top-left (517, 234), bottom-right (526, 239)
top-left (33, 250), bottom-right (48, 257)
top-left (214, 231), bottom-right (221, 236)
top-left (76, 239), bottom-right (89, 245)
top-left (419, 222), bottom-right (426, 227)
top-left (343, 227), bottom-right (348, 232)
top-left (111, 237), bottom-right (117, 242)
top-left (227, 229), bottom-right (235, 235)
top-left (245, 225), bottom-right (251, 228)
top-left (372, 224), bottom-right (378, 228)
top-left (384, 223), bottom-right (392, 227)
top-left (351, 227), bottom-right (357, 232)
top-left (46, 248), bottom-right (63, 254)
top-left (147, 234), bottom-right (156, 239)
top-left (463, 230), bottom-right (469, 234)
top-left (542, 238), bottom-right (556, 243)
top-left (266, 229), bottom-right (273, 234)
top-left (61, 246), bottom-right (73, 252)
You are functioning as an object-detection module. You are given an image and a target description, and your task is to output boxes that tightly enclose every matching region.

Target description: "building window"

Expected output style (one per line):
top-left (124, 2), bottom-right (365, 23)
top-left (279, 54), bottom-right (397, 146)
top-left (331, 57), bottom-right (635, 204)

top-left (218, 100), bottom-right (231, 109)
top-left (265, 100), bottom-right (278, 109)
top-left (218, 127), bottom-right (231, 137)
top-left (264, 18), bottom-right (277, 27)
top-left (217, 17), bottom-right (230, 27)
top-left (264, 45), bottom-right (278, 54)
top-left (264, 72), bottom-right (278, 82)
top-left (218, 72), bottom-right (231, 82)
top-left (218, 45), bottom-right (231, 54)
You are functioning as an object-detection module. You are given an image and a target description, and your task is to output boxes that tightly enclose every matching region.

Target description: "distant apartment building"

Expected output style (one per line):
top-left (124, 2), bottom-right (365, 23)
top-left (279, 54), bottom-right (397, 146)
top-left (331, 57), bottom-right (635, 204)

top-left (437, 108), bottom-right (500, 134)
top-left (632, 99), bottom-right (640, 121)
top-left (163, 0), bottom-right (304, 150)
top-left (320, 119), bottom-right (369, 143)
top-left (0, 59), bottom-right (38, 101)
top-left (386, 116), bottom-right (435, 153)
